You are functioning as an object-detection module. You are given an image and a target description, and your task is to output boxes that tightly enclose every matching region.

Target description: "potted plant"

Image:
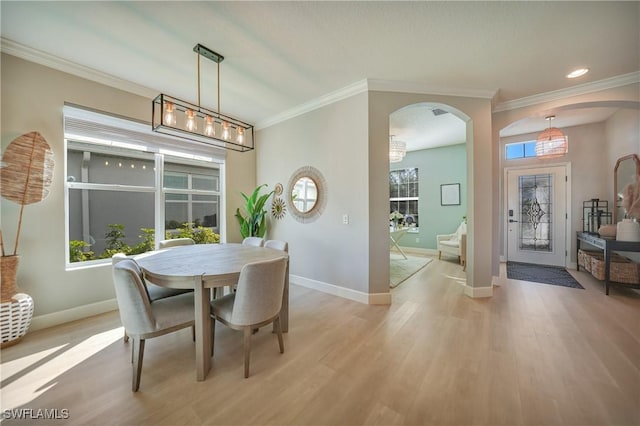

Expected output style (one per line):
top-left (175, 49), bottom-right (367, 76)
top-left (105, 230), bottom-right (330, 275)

top-left (235, 184), bottom-right (274, 238)
top-left (0, 131), bottom-right (55, 347)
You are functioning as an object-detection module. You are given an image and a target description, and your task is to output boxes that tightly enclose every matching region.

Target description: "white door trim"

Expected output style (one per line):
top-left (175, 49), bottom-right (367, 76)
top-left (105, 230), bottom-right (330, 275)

top-left (503, 162), bottom-right (572, 266)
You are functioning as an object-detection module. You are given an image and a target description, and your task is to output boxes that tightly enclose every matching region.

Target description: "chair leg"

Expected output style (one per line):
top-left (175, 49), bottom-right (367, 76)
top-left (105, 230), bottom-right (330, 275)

top-left (274, 316), bottom-right (284, 354)
top-left (124, 330), bottom-right (129, 343)
top-left (132, 338), bottom-right (145, 392)
top-left (438, 251), bottom-right (441, 260)
top-left (243, 327), bottom-right (252, 378)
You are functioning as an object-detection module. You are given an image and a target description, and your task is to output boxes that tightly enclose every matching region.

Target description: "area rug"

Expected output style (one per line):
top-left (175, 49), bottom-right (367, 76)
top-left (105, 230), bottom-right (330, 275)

top-left (390, 254), bottom-right (432, 288)
top-left (506, 261), bottom-right (584, 289)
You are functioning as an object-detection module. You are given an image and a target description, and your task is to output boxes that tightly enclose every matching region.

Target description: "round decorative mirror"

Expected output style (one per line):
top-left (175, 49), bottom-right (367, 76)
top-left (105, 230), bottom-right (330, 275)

top-left (287, 166), bottom-right (327, 223)
top-left (292, 177), bottom-right (317, 213)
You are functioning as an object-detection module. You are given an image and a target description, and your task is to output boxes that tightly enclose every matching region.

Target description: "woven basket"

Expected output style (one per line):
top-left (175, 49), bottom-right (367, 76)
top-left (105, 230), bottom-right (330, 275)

top-left (591, 256), bottom-right (640, 284)
top-left (578, 249), bottom-right (602, 272)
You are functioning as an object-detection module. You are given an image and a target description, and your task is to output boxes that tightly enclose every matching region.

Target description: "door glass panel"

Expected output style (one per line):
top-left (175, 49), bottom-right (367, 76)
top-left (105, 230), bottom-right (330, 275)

top-left (519, 174), bottom-right (553, 252)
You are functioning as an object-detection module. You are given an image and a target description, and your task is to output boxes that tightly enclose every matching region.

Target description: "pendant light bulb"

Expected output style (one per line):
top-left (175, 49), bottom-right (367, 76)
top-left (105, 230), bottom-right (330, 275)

top-left (164, 102), bottom-right (177, 126)
top-left (204, 116), bottom-right (215, 137)
top-left (236, 127), bottom-right (244, 144)
top-left (185, 109), bottom-right (197, 132)
top-left (222, 121), bottom-right (230, 140)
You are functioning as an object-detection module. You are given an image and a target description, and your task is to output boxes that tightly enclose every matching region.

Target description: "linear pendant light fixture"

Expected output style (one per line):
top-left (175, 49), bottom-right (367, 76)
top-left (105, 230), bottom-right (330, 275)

top-left (535, 115), bottom-right (567, 157)
top-left (152, 44), bottom-right (254, 152)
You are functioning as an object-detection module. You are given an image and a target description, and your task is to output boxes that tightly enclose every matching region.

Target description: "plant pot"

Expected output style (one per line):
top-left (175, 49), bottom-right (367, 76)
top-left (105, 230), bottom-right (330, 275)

top-left (0, 255), bottom-right (34, 348)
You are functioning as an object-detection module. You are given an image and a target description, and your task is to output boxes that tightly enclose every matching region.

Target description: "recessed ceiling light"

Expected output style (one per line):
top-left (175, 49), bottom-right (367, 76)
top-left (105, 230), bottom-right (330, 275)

top-left (566, 68), bottom-right (589, 79)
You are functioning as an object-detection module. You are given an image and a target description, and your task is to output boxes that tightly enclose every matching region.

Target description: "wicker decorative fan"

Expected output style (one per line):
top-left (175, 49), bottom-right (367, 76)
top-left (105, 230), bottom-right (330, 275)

top-left (0, 131), bottom-right (55, 256)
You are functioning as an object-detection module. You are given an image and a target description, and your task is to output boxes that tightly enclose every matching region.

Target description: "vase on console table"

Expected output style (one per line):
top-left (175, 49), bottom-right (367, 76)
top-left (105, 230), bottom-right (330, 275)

top-left (616, 218), bottom-right (640, 242)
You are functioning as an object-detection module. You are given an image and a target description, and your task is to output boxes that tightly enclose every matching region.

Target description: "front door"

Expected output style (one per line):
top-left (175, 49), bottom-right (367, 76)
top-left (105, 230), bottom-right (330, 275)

top-left (506, 165), bottom-right (568, 267)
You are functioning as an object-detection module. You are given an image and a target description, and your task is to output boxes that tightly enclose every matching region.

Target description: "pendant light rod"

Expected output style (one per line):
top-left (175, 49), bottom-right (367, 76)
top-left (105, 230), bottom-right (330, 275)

top-left (152, 43), bottom-right (253, 152)
top-left (193, 44), bottom-right (225, 113)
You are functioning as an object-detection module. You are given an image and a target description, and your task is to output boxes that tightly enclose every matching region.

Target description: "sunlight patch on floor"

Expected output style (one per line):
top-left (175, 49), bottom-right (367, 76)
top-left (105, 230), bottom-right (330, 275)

top-left (0, 327), bottom-right (123, 409)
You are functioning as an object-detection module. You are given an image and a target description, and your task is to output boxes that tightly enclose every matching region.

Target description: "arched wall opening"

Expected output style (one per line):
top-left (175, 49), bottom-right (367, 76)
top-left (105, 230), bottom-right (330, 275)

top-left (494, 94), bottom-right (640, 268)
top-left (387, 102), bottom-right (469, 266)
top-left (367, 91), bottom-right (494, 299)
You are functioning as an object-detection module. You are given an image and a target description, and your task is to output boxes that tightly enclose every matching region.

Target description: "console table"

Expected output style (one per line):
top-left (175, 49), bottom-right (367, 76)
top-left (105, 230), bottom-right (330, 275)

top-left (576, 232), bottom-right (640, 295)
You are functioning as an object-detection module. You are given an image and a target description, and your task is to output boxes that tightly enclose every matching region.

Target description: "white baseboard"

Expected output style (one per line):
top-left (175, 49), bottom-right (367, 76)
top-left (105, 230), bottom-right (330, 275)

top-left (464, 284), bottom-right (494, 298)
top-left (30, 299), bottom-right (118, 332)
top-left (290, 275), bottom-right (391, 305)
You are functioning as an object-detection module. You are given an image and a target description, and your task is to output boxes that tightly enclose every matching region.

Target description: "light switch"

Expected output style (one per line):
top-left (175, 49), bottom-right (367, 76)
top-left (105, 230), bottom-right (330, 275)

top-left (342, 214), bottom-right (349, 225)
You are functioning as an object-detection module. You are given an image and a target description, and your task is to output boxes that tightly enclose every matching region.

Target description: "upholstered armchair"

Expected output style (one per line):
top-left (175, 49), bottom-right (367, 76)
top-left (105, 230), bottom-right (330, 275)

top-left (437, 221), bottom-right (467, 270)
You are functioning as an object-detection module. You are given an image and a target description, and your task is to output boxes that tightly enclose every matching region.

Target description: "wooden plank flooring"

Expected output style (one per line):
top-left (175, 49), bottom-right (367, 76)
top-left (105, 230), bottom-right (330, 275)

top-left (1, 258), bottom-right (639, 425)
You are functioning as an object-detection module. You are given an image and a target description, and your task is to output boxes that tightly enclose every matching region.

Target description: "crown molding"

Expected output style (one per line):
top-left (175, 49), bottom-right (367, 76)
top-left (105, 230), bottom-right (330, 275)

top-left (493, 71), bottom-right (640, 113)
top-left (256, 79), bottom-right (369, 130)
top-left (367, 79), bottom-right (497, 100)
top-left (257, 78), bottom-right (497, 130)
top-left (1, 37), bottom-right (158, 99)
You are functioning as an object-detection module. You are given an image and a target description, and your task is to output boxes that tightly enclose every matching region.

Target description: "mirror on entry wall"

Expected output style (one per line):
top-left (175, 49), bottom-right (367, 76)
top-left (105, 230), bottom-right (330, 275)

top-left (614, 153), bottom-right (640, 223)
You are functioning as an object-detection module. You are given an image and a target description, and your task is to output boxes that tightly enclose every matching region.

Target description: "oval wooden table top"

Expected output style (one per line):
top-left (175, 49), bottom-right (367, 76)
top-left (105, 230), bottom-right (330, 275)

top-left (135, 243), bottom-right (288, 289)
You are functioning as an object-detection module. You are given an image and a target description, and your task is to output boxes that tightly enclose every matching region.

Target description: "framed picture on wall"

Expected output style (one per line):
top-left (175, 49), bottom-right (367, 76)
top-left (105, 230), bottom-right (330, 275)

top-left (440, 183), bottom-right (460, 206)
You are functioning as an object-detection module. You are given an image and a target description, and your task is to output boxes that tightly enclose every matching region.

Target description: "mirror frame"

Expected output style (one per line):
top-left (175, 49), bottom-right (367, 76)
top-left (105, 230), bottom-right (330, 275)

top-left (613, 153), bottom-right (640, 223)
top-left (287, 166), bottom-right (327, 223)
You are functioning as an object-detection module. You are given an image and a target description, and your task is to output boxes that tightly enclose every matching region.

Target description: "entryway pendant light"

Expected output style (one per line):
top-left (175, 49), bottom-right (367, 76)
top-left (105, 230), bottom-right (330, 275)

top-left (535, 115), bottom-right (567, 157)
top-left (389, 135), bottom-right (406, 163)
top-left (152, 44), bottom-right (254, 152)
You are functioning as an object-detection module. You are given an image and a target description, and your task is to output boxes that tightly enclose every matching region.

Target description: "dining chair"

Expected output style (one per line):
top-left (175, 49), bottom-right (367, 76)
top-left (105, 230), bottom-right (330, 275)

top-left (210, 257), bottom-right (288, 378)
top-left (242, 237), bottom-right (264, 247)
top-left (264, 239), bottom-right (288, 252)
top-left (158, 237), bottom-right (195, 249)
top-left (112, 259), bottom-right (195, 392)
top-left (112, 254), bottom-right (193, 343)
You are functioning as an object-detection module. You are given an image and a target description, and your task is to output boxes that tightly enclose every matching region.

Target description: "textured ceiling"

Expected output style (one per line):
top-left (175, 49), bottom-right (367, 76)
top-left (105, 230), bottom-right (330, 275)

top-left (2, 1), bottom-right (638, 150)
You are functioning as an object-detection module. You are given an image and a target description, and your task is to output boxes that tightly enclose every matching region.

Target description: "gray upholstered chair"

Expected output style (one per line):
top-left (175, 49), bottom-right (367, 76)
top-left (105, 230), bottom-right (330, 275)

top-left (242, 237), bottom-right (264, 247)
top-left (158, 238), bottom-right (195, 249)
top-left (112, 254), bottom-right (193, 342)
top-left (264, 239), bottom-right (288, 252)
top-left (210, 257), bottom-right (288, 378)
top-left (112, 259), bottom-right (195, 391)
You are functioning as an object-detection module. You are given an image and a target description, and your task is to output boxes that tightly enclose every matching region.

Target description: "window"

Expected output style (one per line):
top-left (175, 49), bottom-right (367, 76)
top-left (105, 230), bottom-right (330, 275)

top-left (505, 141), bottom-right (537, 160)
top-left (164, 163), bottom-right (220, 232)
top-left (64, 105), bottom-right (224, 267)
top-left (389, 167), bottom-right (419, 227)
top-left (505, 138), bottom-right (569, 160)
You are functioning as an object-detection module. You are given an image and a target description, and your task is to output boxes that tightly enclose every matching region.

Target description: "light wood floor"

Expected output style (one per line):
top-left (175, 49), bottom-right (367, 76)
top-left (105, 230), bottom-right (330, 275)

top-left (1, 258), bottom-right (639, 425)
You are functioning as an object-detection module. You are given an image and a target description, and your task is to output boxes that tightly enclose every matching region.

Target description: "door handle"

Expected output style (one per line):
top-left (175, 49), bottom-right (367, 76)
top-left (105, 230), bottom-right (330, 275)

top-left (509, 219), bottom-right (518, 223)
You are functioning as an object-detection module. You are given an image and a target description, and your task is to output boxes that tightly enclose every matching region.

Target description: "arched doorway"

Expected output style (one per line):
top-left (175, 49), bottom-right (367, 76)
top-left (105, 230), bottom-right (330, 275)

top-left (387, 102), bottom-right (469, 289)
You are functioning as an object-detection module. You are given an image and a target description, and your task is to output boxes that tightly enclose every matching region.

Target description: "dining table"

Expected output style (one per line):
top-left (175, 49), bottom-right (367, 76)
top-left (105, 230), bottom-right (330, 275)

top-left (134, 243), bottom-right (289, 381)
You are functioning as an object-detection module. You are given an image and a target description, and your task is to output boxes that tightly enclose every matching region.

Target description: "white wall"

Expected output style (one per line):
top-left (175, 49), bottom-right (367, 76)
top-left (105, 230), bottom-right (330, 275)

top-left (256, 92), bottom-right (371, 294)
top-left (1, 54), bottom-right (255, 324)
top-left (257, 89), bottom-right (494, 299)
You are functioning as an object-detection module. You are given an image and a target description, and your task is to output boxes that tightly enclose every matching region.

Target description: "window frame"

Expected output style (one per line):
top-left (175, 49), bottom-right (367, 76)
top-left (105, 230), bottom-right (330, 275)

top-left (389, 167), bottom-right (419, 228)
top-left (64, 105), bottom-right (226, 270)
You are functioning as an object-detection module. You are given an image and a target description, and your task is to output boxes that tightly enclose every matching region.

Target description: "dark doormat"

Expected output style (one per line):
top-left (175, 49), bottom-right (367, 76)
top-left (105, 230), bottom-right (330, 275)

top-left (507, 261), bottom-right (584, 289)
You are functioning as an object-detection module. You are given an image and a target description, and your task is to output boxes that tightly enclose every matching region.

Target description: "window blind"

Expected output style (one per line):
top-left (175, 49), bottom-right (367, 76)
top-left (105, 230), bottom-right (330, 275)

top-left (63, 103), bottom-right (226, 162)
